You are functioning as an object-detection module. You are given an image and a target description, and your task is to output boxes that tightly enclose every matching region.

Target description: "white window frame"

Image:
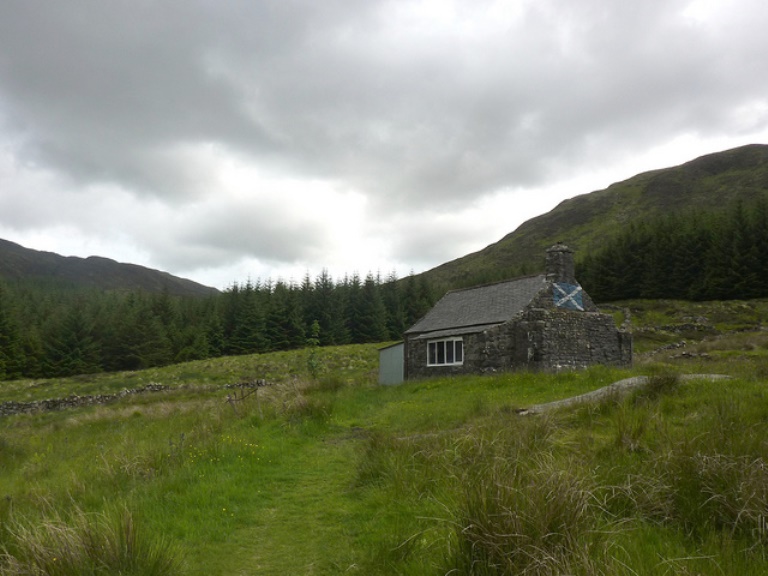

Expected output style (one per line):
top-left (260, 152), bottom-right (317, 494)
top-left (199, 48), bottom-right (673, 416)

top-left (427, 337), bottom-right (464, 366)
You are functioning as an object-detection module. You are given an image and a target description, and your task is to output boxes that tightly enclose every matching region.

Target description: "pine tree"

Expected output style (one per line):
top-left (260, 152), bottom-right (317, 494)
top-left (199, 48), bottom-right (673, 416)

top-left (752, 197), bottom-right (768, 293)
top-left (729, 200), bottom-right (763, 298)
top-left (100, 294), bottom-right (174, 371)
top-left (265, 281), bottom-right (306, 351)
top-left (673, 214), bottom-right (712, 300)
top-left (345, 273), bottom-right (365, 343)
top-left (0, 283), bottom-right (23, 380)
top-left (205, 313), bottom-right (225, 357)
top-left (226, 281), bottom-right (268, 355)
top-left (348, 273), bottom-right (388, 343)
top-left (20, 326), bottom-right (45, 378)
top-left (43, 303), bottom-right (102, 377)
top-left (151, 287), bottom-right (183, 357)
top-left (382, 271), bottom-right (406, 339)
top-left (402, 273), bottom-right (429, 328)
top-left (702, 213), bottom-right (738, 300)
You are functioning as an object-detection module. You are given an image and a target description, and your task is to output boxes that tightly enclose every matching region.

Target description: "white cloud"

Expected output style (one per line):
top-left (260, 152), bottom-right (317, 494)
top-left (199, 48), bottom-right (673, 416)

top-left (0, 0), bottom-right (767, 288)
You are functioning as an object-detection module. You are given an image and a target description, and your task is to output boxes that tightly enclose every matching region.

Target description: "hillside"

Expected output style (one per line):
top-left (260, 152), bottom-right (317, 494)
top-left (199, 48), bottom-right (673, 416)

top-left (422, 143), bottom-right (768, 289)
top-left (1, 299), bottom-right (768, 574)
top-left (0, 238), bottom-right (217, 296)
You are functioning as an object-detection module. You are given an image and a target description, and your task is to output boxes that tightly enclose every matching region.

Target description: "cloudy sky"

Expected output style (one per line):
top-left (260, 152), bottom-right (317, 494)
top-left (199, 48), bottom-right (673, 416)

top-left (1, 0), bottom-right (767, 289)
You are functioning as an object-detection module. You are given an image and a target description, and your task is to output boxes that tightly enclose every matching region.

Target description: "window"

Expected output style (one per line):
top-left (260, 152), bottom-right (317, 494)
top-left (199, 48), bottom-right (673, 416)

top-left (427, 338), bottom-right (464, 366)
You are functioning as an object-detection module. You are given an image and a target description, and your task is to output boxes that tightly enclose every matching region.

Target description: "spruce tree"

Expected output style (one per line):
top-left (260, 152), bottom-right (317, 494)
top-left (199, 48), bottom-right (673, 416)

top-left (43, 303), bottom-right (102, 376)
top-left (0, 283), bottom-right (23, 380)
top-left (349, 273), bottom-right (388, 343)
top-left (227, 281), bottom-right (268, 355)
top-left (382, 271), bottom-right (406, 339)
top-left (316, 271), bottom-right (349, 345)
top-left (265, 281), bottom-right (306, 351)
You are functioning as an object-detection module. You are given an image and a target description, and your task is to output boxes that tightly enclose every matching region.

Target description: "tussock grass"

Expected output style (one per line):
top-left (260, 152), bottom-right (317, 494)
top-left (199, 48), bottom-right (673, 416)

top-left (0, 505), bottom-right (181, 576)
top-left (440, 418), bottom-right (604, 576)
top-left (448, 459), bottom-right (607, 576)
top-left (636, 373), bottom-right (680, 402)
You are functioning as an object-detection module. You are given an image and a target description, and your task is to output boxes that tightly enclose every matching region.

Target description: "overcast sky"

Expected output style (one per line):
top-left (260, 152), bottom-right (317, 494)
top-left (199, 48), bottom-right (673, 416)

top-left (1, 0), bottom-right (767, 289)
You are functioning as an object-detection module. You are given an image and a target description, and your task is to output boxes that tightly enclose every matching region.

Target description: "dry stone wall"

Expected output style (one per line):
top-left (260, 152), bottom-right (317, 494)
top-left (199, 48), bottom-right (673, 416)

top-left (0, 384), bottom-right (170, 417)
top-left (0, 379), bottom-right (270, 418)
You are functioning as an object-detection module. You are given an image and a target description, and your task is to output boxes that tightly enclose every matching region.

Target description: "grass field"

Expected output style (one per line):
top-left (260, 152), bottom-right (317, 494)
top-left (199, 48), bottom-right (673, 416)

top-left (1, 300), bottom-right (768, 574)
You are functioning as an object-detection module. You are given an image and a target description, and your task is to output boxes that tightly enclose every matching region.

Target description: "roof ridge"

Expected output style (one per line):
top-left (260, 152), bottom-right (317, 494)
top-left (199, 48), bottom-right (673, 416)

top-left (443, 273), bottom-right (546, 295)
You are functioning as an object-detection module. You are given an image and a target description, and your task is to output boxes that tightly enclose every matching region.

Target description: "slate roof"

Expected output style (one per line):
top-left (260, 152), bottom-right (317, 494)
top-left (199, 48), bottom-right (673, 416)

top-left (405, 275), bottom-right (548, 336)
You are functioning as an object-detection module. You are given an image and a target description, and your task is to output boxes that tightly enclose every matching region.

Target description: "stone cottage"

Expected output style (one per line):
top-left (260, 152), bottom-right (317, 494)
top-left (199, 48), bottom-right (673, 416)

top-left (401, 243), bottom-right (631, 380)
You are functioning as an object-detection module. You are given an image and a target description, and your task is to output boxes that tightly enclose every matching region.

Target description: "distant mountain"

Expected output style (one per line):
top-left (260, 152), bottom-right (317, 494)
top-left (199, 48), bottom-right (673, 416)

top-left (421, 144), bottom-right (768, 289)
top-left (0, 239), bottom-right (218, 296)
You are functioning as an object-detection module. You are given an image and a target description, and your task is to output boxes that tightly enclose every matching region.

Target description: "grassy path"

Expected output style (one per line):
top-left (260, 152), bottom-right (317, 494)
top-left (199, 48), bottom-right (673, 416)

top-left (176, 426), bottom-right (371, 575)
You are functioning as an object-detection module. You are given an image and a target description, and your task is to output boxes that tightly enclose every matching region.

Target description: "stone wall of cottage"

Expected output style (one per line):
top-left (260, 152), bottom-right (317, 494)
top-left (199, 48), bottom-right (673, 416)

top-left (404, 336), bottom-right (476, 379)
top-left (513, 308), bottom-right (632, 370)
top-left (405, 305), bottom-right (631, 380)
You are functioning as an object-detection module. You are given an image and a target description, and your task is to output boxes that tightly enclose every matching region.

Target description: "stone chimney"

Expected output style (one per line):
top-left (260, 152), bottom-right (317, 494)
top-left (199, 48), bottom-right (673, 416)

top-left (545, 243), bottom-right (576, 284)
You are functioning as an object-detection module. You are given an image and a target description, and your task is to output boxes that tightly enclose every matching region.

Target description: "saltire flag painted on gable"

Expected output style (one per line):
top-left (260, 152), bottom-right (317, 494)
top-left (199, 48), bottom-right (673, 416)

top-left (553, 283), bottom-right (584, 311)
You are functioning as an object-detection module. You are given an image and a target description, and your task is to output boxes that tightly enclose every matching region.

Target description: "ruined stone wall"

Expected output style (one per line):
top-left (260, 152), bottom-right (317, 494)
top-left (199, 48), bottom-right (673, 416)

top-left (458, 308), bottom-right (630, 373)
top-left (516, 308), bottom-right (632, 370)
top-left (405, 307), bottom-right (631, 380)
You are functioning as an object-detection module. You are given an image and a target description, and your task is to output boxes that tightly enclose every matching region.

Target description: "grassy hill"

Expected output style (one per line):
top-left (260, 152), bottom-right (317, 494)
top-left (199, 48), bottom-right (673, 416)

top-left (0, 238), bottom-right (217, 297)
top-left (422, 143), bottom-right (768, 289)
top-left (1, 299), bottom-right (768, 574)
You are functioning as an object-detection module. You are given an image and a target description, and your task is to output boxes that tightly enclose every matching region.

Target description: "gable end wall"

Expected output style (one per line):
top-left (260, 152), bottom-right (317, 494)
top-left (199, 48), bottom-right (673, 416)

top-left (514, 308), bottom-right (631, 370)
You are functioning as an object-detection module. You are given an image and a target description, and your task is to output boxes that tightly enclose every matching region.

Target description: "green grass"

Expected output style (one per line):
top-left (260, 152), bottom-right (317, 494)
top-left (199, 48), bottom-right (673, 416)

top-left (2, 303), bottom-right (768, 574)
top-left (0, 504), bottom-right (181, 575)
top-left (0, 344), bottom-right (380, 404)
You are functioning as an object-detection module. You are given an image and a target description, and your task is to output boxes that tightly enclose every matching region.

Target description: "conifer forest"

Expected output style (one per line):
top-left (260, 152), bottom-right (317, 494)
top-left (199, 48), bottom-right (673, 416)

top-left (0, 271), bottom-right (435, 380)
top-left (4, 195), bottom-right (768, 382)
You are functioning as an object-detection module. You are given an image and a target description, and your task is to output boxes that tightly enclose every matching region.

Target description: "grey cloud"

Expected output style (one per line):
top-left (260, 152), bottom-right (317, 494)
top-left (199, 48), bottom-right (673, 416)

top-left (382, 209), bottom-right (492, 270)
top-left (0, 2), bottom-right (270, 197)
top-left (1, 0), bottom-right (768, 281)
top-left (162, 201), bottom-right (332, 271)
top-left (4, 0), bottom-right (768, 206)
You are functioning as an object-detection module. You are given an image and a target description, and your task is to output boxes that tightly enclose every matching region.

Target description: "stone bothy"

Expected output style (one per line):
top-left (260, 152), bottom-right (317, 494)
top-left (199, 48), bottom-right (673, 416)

top-left (402, 244), bottom-right (631, 380)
